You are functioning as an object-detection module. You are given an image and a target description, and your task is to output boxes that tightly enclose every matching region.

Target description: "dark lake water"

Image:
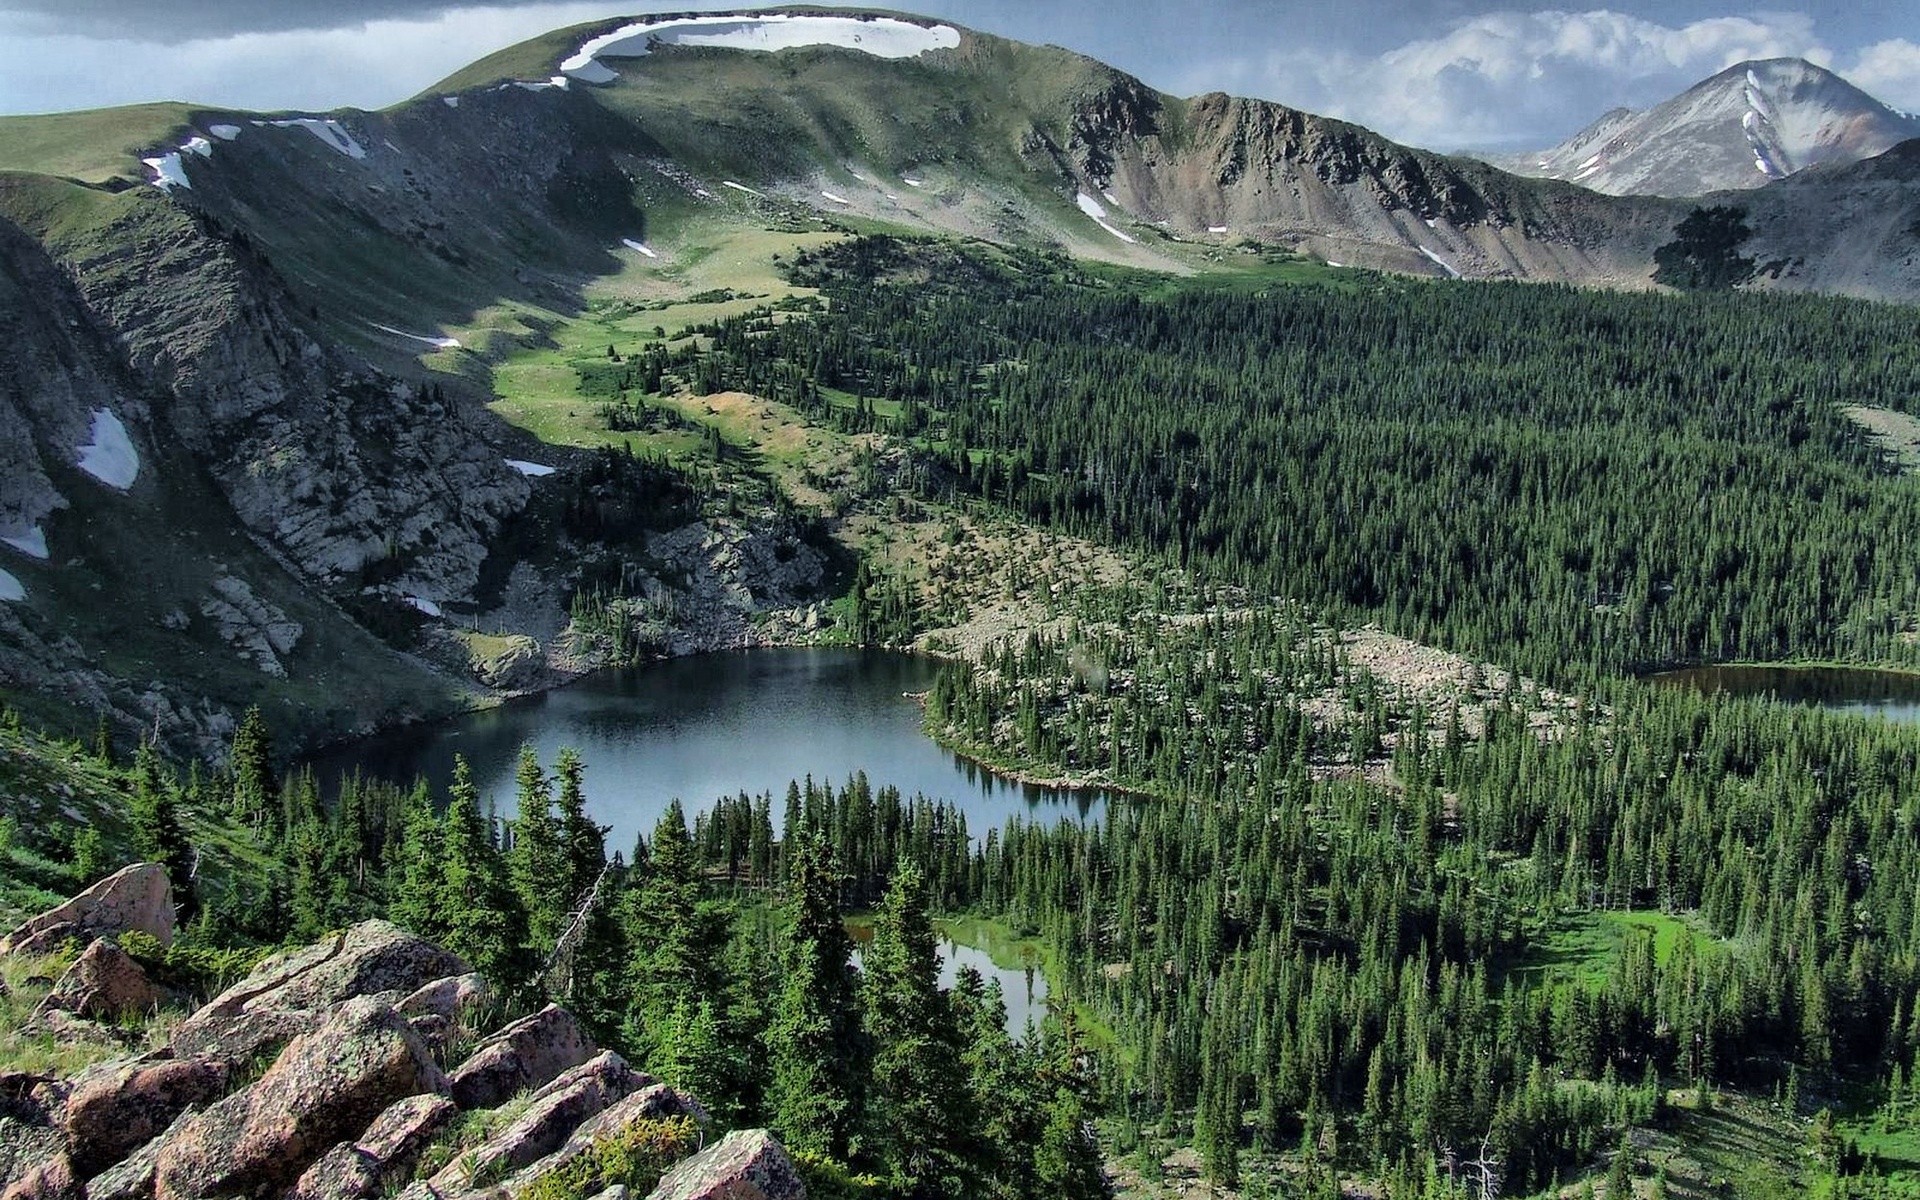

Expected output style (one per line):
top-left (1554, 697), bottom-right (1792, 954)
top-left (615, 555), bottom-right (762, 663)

top-left (1648, 664), bottom-right (1920, 723)
top-left (310, 648), bottom-right (1107, 859)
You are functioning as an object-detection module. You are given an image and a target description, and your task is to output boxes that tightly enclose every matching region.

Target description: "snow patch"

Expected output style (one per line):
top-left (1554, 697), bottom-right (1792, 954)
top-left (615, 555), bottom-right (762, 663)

top-left (1423, 217), bottom-right (1438, 228)
top-left (404, 596), bottom-right (442, 618)
top-left (370, 322), bottom-right (460, 350)
top-left (901, 177), bottom-right (926, 188)
top-left (1746, 67), bottom-right (1763, 90)
top-left (0, 569), bottom-right (22, 604)
top-left (622, 238), bottom-right (658, 258)
top-left (1, 527), bottom-right (48, 560)
top-left (1326, 261), bottom-right (1345, 268)
top-left (1207, 225), bottom-right (1229, 234)
top-left (182, 136), bottom-right (212, 157)
top-left (77, 409), bottom-right (139, 489)
top-left (442, 96), bottom-right (460, 108)
top-left (1418, 246), bottom-right (1461, 279)
top-left (506, 459), bottom-right (557, 477)
top-left (142, 152), bottom-right (190, 190)
top-left (721, 180), bottom-right (762, 197)
top-left (1101, 189), bottom-right (1118, 205)
top-left (270, 118), bottom-right (367, 159)
top-left (820, 190), bottom-right (850, 204)
top-left (1075, 192), bottom-right (1108, 218)
top-left (1578, 153), bottom-right (1602, 170)
top-left (562, 14), bottom-right (960, 82)
top-left (885, 193), bottom-right (900, 201)
top-left (208, 123), bottom-right (242, 140)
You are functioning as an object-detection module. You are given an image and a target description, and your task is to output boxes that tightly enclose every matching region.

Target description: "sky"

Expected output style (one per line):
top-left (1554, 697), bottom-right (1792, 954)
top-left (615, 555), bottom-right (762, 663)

top-left (1, 0), bottom-right (1917, 151)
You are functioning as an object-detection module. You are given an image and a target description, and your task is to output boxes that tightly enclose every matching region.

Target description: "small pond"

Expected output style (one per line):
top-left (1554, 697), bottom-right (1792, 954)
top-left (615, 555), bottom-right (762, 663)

top-left (1647, 663), bottom-right (1920, 723)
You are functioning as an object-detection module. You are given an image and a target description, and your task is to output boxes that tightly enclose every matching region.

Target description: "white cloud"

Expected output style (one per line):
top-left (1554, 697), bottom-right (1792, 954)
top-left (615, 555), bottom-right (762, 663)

top-left (1193, 8), bottom-right (1849, 151)
top-left (0, 0), bottom-right (773, 115)
top-left (1846, 38), bottom-right (1920, 114)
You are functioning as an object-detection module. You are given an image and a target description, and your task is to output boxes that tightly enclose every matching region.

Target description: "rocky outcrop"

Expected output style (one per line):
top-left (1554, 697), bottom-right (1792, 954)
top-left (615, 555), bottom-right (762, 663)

top-left (61, 1055), bottom-right (230, 1178)
top-left (200, 575), bottom-right (303, 678)
top-left (35, 939), bottom-right (163, 1022)
top-left (431, 1052), bottom-right (640, 1194)
top-left (0, 864), bottom-right (175, 957)
top-left (290, 1094), bottom-right (458, 1200)
top-left (154, 996), bottom-right (446, 1200)
top-left (3, 895), bottom-right (796, 1200)
top-left (447, 1003), bottom-right (593, 1111)
top-left (644, 1130), bottom-right (802, 1200)
top-left (172, 920), bottom-right (468, 1064)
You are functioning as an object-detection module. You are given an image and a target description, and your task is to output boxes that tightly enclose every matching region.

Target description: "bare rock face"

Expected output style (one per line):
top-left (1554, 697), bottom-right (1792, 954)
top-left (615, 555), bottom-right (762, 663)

top-left (447, 1003), bottom-right (593, 1111)
top-left (61, 1055), bottom-right (231, 1179)
top-left (431, 1051), bottom-right (640, 1195)
top-left (288, 1094), bottom-right (458, 1200)
top-left (199, 575), bottom-right (303, 678)
top-left (153, 996), bottom-right (446, 1200)
top-left (643, 1130), bottom-right (803, 1200)
top-left (0, 1151), bottom-right (79, 1200)
top-left (0, 864), bottom-right (175, 957)
top-left (35, 939), bottom-right (163, 1023)
top-left (171, 920), bottom-right (468, 1065)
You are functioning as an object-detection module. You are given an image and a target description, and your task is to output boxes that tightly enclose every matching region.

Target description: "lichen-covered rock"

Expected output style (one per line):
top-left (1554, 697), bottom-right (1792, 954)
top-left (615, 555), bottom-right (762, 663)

top-left (447, 1004), bottom-right (592, 1111)
top-left (500, 1081), bottom-right (706, 1198)
top-left (0, 1151), bottom-right (78, 1200)
top-left (0, 864), bottom-right (174, 957)
top-left (61, 1055), bottom-right (230, 1178)
top-left (0, 1119), bottom-right (66, 1198)
top-left (431, 1051), bottom-right (639, 1194)
top-left (153, 996), bottom-right (445, 1200)
top-left (36, 939), bottom-right (163, 1022)
top-left (289, 1093), bottom-right (459, 1200)
top-left (170, 921), bottom-right (467, 1065)
top-left (398, 973), bottom-right (493, 1022)
top-left (643, 1130), bottom-right (802, 1200)
top-left (83, 1124), bottom-right (167, 1200)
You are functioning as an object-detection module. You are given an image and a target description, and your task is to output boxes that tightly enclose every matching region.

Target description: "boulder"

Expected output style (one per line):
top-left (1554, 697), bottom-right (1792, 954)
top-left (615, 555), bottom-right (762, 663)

top-left (644, 1130), bottom-right (802, 1200)
top-left (0, 1120), bottom-right (67, 1197)
top-left (447, 1004), bottom-right (593, 1111)
top-left (36, 940), bottom-right (163, 1022)
top-left (0, 864), bottom-right (174, 957)
top-left (501, 1082), bottom-right (707, 1198)
top-left (398, 973), bottom-right (493, 1022)
top-left (62, 1055), bottom-right (231, 1179)
top-left (288, 1093), bottom-right (459, 1200)
top-left (153, 996), bottom-right (446, 1200)
top-left (170, 921), bottom-right (467, 1065)
top-left (84, 1127), bottom-right (167, 1200)
top-left (430, 1052), bottom-right (639, 1194)
top-left (0, 1153), bottom-right (78, 1200)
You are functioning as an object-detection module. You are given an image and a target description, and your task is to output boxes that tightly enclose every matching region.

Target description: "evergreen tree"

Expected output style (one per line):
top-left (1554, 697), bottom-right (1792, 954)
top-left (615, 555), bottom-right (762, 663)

top-left (864, 861), bottom-right (973, 1197)
top-left (129, 739), bottom-right (195, 922)
top-left (440, 756), bottom-right (527, 986)
top-left (507, 746), bottom-right (567, 957)
top-left (767, 834), bottom-right (867, 1159)
top-left (229, 706), bottom-right (278, 836)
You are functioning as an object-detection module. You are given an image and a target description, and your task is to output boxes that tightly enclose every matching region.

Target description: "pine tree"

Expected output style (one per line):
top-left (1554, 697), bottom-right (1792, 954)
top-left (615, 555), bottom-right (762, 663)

top-left (623, 800), bottom-right (718, 1056)
top-left (1036, 1090), bottom-right (1112, 1200)
top-left (388, 780), bottom-right (445, 940)
top-left (229, 706), bottom-right (278, 836)
top-left (507, 746), bottom-right (567, 957)
top-left (864, 861), bottom-right (972, 1197)
top-left (440, 756), bottom-right (527, 986)
top-left (129, 740), bottom-right (195, 922)
top-left (767, 834), bottom-right (867, 1160)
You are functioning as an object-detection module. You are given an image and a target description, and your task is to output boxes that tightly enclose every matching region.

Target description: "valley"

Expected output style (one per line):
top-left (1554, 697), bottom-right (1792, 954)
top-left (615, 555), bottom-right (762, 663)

top-left (4, 8), bottom-right (1920, 1200)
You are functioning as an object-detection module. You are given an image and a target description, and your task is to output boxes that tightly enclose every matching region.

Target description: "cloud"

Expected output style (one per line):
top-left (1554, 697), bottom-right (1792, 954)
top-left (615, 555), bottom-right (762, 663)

top-left (0, 0), bottom-right (769, 115)
top-left (1199, 8), bottom-right (1842, 150)
top-left (1846, 38), bottom-right (1920, 113)
top-left (0, 0), bottom-right (542, 40)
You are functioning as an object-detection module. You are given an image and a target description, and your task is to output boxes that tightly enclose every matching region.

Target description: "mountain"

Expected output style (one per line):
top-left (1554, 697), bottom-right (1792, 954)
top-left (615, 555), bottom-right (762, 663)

top-left (1492, 57), bottom-right (1920, 197)
top-left (0, 11), bottom-right (1916, 747)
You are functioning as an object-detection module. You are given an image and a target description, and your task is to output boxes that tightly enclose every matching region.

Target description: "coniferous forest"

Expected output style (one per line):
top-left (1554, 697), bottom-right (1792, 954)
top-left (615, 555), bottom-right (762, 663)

top-left (11, 234), bottom-right (1920, 1199)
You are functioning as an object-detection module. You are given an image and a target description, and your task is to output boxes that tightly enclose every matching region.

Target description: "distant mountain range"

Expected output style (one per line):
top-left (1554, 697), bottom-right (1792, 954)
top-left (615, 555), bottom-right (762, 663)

top-left (1486, 57), bottom-right (1920, 197)
top-left (1, 12), bottom-right (1918, 744)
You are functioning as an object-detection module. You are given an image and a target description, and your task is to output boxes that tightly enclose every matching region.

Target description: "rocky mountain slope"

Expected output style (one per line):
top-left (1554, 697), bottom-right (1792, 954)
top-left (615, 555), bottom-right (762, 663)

top-left (1, 868), bottom-right (802, 1200)
top-left (1491, 57), bottom-right (1920, 197)
top-left (0, 11), bottom-right (1916, 746)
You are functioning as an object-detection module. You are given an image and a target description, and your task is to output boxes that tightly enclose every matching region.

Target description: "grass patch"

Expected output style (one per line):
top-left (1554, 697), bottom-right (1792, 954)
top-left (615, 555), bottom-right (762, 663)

top-left (1508, 908), bottom-right (1722, 991)
top-left (0, 103), bottom-right (197, 183)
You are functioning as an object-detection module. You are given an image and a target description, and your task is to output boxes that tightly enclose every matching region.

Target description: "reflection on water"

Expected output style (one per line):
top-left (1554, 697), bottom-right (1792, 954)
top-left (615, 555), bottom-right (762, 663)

top-left (1648, 664), bottom-right (1920, 723)
top-left (309, 648), bottom-right (1108, 857)
top-left (848, 936), bottom-right (1049, 1036)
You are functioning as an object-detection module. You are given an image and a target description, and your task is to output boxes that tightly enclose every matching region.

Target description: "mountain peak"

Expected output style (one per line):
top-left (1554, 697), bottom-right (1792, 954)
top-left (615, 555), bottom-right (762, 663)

top-left (1489, 54), bottom-right (1920, 197)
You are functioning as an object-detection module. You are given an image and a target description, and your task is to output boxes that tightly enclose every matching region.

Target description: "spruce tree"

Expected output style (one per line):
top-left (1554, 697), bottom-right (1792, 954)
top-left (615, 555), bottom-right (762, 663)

top-left (864, 861), bottom-right (972, 1197)
top-left (507, 746), bottom-right (567, 957)
top-left (228, 706), bottom-right (278, 836)
top-left (767, 834), bottom-right (866, 1160)
top-left (129, 739), bottom-right (196, 922)
top-left (440, 756), bottom-right (526, 986)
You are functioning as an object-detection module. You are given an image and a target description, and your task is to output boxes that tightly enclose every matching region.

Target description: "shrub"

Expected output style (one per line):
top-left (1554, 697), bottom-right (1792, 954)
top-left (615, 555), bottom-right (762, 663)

top-left (517, 1116), bottom-right (701, 1200)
